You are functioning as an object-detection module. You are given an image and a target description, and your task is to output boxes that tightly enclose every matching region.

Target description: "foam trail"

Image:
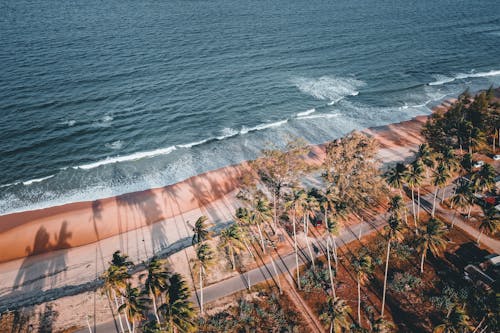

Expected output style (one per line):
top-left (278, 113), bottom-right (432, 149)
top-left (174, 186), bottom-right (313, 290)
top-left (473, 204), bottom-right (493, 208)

top-left (296, 113), bottom-right (339, 120)
top-left (178, 139), bottom-right (210, 148)
top-left (429, 69), bottom-right (500, 86)
top-left (297, 108), bottom-right (316, 117)
top-left (292, 76), bottom-right (365, 104)
top-left (216, 127), bottom-right (239, 140)
top-left (240, 119), bottom-right (288, 134)
top-left (105, 140), bottom-right (124, 150)
top-left (22, 175), bottom-right (55, 186)
top-left (75, 146), bottom-right (177, 170)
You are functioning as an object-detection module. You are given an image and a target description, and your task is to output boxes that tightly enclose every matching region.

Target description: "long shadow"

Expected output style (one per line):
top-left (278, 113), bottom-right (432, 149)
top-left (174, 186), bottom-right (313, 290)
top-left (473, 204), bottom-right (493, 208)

top-left (2, 222), bottom-right (72, 311)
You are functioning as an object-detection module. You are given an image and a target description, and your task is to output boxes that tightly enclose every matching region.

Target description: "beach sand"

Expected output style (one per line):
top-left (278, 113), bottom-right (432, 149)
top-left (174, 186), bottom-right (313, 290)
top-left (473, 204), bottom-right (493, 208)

top-left (0, 106), bottom-right (439, 329)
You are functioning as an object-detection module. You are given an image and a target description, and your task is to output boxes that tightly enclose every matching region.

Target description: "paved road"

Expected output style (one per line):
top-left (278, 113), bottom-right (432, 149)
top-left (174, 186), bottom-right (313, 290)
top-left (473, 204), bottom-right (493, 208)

top-left (78, 181), bottom-right (500, 333)
top-left (76, 214), bottom-right (388, 333)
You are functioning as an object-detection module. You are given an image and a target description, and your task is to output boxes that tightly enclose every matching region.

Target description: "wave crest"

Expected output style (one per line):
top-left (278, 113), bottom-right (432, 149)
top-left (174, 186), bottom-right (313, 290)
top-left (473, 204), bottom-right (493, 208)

top-left (292, 76), bottom-right (365, 103)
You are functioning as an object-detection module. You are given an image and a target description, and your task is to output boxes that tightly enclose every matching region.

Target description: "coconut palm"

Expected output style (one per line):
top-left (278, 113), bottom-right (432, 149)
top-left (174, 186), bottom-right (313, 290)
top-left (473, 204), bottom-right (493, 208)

top-left (102, 251), bottom-right (133, 333)
top-left (250, 196), bottom-right (272, 253)
top-left (381, 212), bottom-right (404, 317)
top-left (440, 147), bottom-right (459, 174)
top-left (118, 283), bottom-right (149, 333)
top-left (384, 163), bottom-right (407, 196)
top-left (219, 223), bottom-right (246, 270)
top-left (477, 206), bottom-right (499, 244)
top-left (194, 242), bottom-right (214, 315)
top-left (432, 164), bottom-right (451, 217)
top-left (433, 306), bottom-right (473, 333)
top-left (191, 216), bottom-right (211, 246)
top-left (320, 187), bottom-right (340, 236)
top-left (319, 296), bottom-right (352, 333)
top-left (416, 218), bottom-right (447, 273)
top-left (405, 160), bottom-right (424, 231)
top-left (352, 254), bottom-right (374, 325)
top-left (302, 193), bottom-right (319, 268)
top-left (140, 257), bottom-right (170, 325)
top-left (417, 143), bottom-right (435, 179)
top-left (471, 163), bottom-right (495, 193)
top-left (159, 273), bottom-right (196, 333)
top-left (285, 189), bottom-right (307, 289)
top-left (371, 317), bottom-right (396, 333)
top-left (450, 179), bottom-right (475, 220)
top-left (387, 195), bottom-right (406, 224)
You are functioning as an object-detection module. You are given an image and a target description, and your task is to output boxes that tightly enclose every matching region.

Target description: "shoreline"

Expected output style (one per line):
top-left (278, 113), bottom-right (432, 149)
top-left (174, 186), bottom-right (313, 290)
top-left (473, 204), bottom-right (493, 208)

top-left (0, 104), bottom-right (457, 264)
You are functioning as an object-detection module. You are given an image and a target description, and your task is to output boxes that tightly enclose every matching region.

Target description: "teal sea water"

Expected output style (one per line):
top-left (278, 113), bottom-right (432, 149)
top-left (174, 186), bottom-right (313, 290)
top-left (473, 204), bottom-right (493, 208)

top-left (1, 0), bottom-right (500, 214)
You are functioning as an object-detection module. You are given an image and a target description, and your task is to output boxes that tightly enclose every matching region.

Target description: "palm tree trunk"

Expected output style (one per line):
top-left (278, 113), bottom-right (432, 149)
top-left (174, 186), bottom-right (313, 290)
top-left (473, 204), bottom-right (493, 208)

top-left (123, 310), bottom-right (132, 333)
top-left (86, 316), bottom-right (93, 333)
top-left (333, 237), bottom-right (338, 272)
top-left (305, 216), bottom-right (315, 269)
top-left (112, 290), bottom-right (125, 333)
top-left (381, 240), bottom-right (391, 317)
top-left (357, 277), bottom-right (362, 326)
top-left (411, 189), bottom-right (418, 234)
top-left (441, 186), bottom-right (446, 203)
top-left (398, 188), bottom-right (408, 226)
top-left (256, 223), bottom-right (266, 253)
top-left (467, 205), bottom-right (472, 219)
top-left (420, 250), bottom-right (426, 273)
top-left (327, 239), bottom-right (335, 298)
top-left (273, 191), bottom-right (277, 232)
top-left (330, 322), bottom-right (333, 333)
top-left (150, 287), bottom-right (161, 324)
top-left (270, 255), bottom-right (282, 294)
top-left (293, 215), bottom-right (300, 290)
top-left (131, 320), bottom-right (135, 333)
top-left (477, 229), bottom-right (483, 244)
top-left (230, 246), bottom-right (236, 270)
top-left (432, 187), bottom-right (439, 217)
top-left (417, 187), bottom-right (421, 222)
top-left (199, 266), bottom-right (204, 315)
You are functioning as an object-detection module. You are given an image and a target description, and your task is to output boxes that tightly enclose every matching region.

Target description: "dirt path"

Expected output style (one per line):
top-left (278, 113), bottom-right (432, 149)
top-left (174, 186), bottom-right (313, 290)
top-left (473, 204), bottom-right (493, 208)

top-left (282, 275), bottom-right (325, 333)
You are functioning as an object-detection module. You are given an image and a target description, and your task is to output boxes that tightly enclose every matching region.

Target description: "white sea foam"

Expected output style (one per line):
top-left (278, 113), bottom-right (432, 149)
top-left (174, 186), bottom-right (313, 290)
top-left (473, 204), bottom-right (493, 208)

top-left (292, 76), bottom-right (365, 104)
top-left (216, 127), bottom-right (239, 140)
top-left (178, 139), bottom-right (210, 148)
top-left (297, 108), bottom-right (316, 117)
top-left (429, 70), bottom-right (500, 86)
top-left (296, 113), bottom-right (339, 120)
top-left (74, 146), bottom-right (177, 170)
top-left (22, 175), bottom-right (55, 186)
top-left (240, 119), bottom-right (288, 134)
top-left (105, 140), bottom-right (124, 150)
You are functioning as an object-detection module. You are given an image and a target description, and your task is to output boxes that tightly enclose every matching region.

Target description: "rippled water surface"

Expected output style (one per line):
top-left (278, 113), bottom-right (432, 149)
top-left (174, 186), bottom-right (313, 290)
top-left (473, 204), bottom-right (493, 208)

top-left (1, 0), bottom-right (500, 214)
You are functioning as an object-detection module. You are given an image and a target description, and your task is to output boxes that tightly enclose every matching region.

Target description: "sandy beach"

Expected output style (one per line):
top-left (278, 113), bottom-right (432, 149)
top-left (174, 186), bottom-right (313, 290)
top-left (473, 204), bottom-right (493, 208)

top-left (0, 105), bottom-right (446, 329)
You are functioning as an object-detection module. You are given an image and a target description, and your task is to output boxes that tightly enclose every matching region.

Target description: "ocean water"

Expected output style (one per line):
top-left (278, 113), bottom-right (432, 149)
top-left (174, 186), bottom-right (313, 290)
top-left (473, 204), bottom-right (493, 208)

top-left (1, 0), bottom-right (499, 214)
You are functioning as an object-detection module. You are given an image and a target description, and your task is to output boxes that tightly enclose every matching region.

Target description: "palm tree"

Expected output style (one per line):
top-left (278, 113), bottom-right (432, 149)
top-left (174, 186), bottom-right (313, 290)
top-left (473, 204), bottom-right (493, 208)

top-left (433, 306), bottom-right (473, 333)
top-left (140, 257), bottom-right (170, 325)
top-left (405, 160), bottom-right (424, 232)
top-left (432, 164), bottom-right (451, 217)
top-left (384, 163), bottom-right (407, 197)
top-left (352, 254), bottom-right (374, 326)
top-left (450, 179), bottom-right (475, 220)
top-left (191, 216), bottom-right (211, 246)
top-left (417, 143), bottom-right (435, 179)
top-left (118, 283), bottom-right (149, 333)
top-left (387, 195), bottom-right (406, 225)
top-left (285, 189), bottom-right (307, 289)
top-left (319, 296), bottom-right (352, 333)
top-left (159, 273), bottom-right (196, 333)
top-left (219, 223), bottom-right (246, 270)
top-left (250, 196), bottom-right (272, 253)
top-left (416, 218), bottom-right (447, 273)
top-left (371, 317), bottom-right (396, 333)
top-left (195, 242), bottom-right (214, 315)
top-left (477, 206), bottom-right (499, 244)
top-left (302, 193), bottom-right (319, 268)
top-left (472, 163), bottom-right (495, 193)
top-left (381, 212), bottom-right (404, 317)
top-left (102, 251), bottom-right (133, 333)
